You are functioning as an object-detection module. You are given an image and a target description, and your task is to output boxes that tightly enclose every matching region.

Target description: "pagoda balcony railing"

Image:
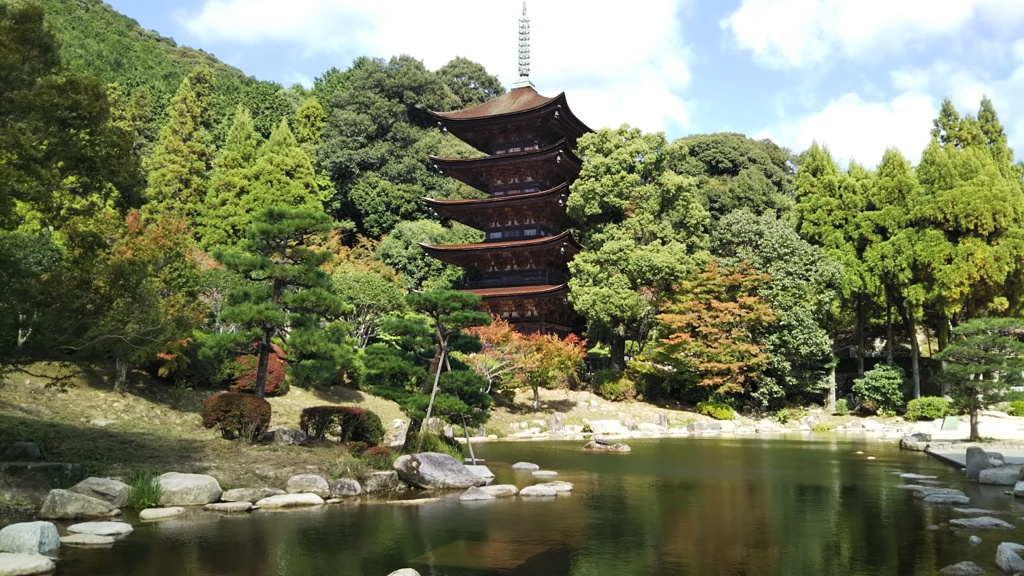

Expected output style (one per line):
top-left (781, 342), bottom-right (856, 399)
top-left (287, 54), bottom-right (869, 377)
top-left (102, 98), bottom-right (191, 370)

top-left (465, 270), bottom-right (567, 289)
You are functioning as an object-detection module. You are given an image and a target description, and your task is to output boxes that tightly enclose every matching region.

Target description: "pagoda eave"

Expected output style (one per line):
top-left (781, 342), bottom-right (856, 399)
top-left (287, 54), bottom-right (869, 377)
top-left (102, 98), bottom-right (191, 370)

top-left (419, 232), bottom-right (580, 270)
top-left (430, 141), bottom-right (582, 194)
top-left (424, 183), bottom-right (570, 230)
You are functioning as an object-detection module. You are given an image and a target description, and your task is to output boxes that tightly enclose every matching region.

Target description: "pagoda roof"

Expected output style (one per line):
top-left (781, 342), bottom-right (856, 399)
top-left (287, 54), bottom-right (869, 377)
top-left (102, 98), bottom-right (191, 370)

top-left (424, 183), bottom-right (570, 231)
top-left (426, 86), bottom-right (592, 154)
top-left (430, 140), bottom-right (581, 194)
top-left (466, 283), bottom-right (569, 299)
top-left (419, 230), bottom-right (580, 270)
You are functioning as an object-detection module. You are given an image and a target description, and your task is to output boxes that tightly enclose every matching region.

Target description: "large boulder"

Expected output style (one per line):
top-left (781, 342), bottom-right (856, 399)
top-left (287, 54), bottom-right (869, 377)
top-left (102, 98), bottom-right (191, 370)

top-left (0, 522), bottom-right (59, 556)
top-left (899, 433), bottom-right (931, 451)
top-left (38, 489), bottom-right (119, 520)
top-left (996, 542), bottom-right (1024, 573)
top-left (979, 466), bottom-right (1022, 486)
top-left (393, 453), bottom-right (485, 490)
top-left (965, 447), bottom-right (992, 481)
top-left (0, 553), bottom-right (54, 575)
top-left (69, 477), bottom-right (130, 508)
top-left (0, 463), bottom-right (81, 504)
top-left (267, 426), bottom-right (307, 446)
top-left (328, 479), bottom-right (361, 498)
top-left (363, 471), bottom-right (405, 494)
top-left (158, 472), bottom-right (222, 506)
top-left (0, 443), bottom-right (41, 462)
top-left (220, 487), bottom-right (283, 503)
top-left (285, 474), bottom-right (329, 498)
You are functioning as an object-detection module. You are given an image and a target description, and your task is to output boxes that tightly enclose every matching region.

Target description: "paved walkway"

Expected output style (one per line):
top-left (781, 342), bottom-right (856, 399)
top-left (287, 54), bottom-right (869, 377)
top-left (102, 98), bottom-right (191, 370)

top-left (926, 446), bottom-right (1024, 469)
top-left (909, 412), bottom-right (1024, 469)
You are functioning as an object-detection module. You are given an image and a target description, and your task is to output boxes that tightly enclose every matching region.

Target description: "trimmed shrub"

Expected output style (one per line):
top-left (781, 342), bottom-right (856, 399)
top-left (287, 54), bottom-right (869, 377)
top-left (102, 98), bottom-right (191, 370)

top-left (593, 369), bottom-right (636, 401)
top-left (834, 398), bottom-right (849, 416)
top-left (348, 441), bottom-right (369, 456)
top-left (231, 343), bottom-right (288, 396)
top-left (361, 446), bottom-right (394, 470)
top-left (1005, 400), bottom-right (1024, 417)
top-left (852, 363), bottom-right (905, 415)
top-left (696, 400), bottom-right (734, 421)
top-left (300, 406), bottom-right (384, 445)
top-left (904, 396), bottom-right (952, 422)
top-left (202, 392), bottom-right (271, 442)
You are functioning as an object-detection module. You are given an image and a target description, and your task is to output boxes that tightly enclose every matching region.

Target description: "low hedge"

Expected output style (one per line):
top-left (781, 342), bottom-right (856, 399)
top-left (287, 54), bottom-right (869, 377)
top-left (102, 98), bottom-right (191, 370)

top-left (300, 406), bottom-right (385, 446)
top-left (904, 396), bottom-right (951, 422)
top-left (201, 392), bottom-right (271, 442)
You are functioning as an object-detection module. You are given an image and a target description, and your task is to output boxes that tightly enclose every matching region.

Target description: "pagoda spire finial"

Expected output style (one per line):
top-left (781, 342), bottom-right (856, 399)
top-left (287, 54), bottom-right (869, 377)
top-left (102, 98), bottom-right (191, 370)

top-left (513, 2), bottom-right (534, 88)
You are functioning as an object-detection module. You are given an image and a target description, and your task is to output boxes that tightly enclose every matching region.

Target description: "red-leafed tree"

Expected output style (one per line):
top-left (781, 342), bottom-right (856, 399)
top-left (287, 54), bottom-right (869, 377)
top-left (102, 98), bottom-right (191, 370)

top-left (646, 261), bottom-right (776, 399)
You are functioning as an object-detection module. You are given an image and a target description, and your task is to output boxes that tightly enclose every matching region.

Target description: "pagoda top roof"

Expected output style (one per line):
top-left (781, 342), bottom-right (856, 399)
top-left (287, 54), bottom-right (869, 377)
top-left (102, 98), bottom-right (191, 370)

top-left (432, 86), bottom-right (555, 120)
top-left (420, 230), bottom-right (580, 254)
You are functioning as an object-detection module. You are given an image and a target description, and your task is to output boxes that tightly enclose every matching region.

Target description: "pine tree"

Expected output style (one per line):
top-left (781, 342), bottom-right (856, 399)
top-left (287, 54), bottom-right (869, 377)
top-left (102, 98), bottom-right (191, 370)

top-left (208, 206), bottom-right (348, 398)
top-left (248, 117), bottom-right (326, 211)
top-left (144, 66), bottom-right (215, 226)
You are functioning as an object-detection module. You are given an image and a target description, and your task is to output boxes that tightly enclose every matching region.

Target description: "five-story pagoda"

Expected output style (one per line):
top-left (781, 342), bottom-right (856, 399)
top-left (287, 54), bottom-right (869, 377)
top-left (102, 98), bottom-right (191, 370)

top-left (420, 4), bottom-right (592, 334)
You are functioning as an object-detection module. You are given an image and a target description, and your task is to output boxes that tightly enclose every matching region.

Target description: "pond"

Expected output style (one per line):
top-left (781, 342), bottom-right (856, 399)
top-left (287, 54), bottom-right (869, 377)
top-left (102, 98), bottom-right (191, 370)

top-left (56, 436), bottom-right (1023, 575)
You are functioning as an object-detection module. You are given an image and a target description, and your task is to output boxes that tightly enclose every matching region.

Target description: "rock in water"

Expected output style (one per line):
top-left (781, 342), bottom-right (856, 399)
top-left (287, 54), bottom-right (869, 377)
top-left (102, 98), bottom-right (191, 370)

top-left (978, 466), bottom-right (1022, 486)
top-left (158, 473), bottom-right (222, 506)
top-left (459, 487), bottom-right (495, 501)
top-left (511, 462), bottom-right (539, 471)
top-left (583, 441), bottom-right (631, 452)
top-left (386, 570), bottom-right (421, 576)
top-left (363, 471), bottom-right (404, 494)
top-left (328, 479), bottom-right (361, 498)
top-left (0, 521), bottom-right (59, 556)
top-left (996, 542), bottom-right (1024, 573)
top-left (38, 489), bottom-right (119, 520)
top-left (477, 485), bottom-right (518, 498)
top-left (66, 521), bottom-right (133, 536)
top-left (139, 507), bottom-right (186, 521)
top-left (285, 474), bottom-right (330, 498)
top-left (937, 560), bottom-right (985, 575)
top-left (0, 552), bottom-right (54, 575)
top-left (69, 477), bottom-right (130, 508)
top-left (949, 516), bottom-right (1015, 530)
top-left (393, 453), bottom-right (485, 490)
top-left (519, 485), bottom-right (557, 497)
top-left (254, 493), bottom-right (324, 509)
top-left (203, 502), bottom-right (252, 513)
top-left (965, 447), bottom-right (992, 481)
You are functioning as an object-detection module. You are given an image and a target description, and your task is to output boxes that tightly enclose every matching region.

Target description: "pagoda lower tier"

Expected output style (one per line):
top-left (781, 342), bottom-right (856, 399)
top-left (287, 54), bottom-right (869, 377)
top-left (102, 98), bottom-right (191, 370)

top-left (419, 231), bottom-right (580, 272)
top-left (466, 284), bottom-right (576, 336)
top-left (430, 140), bottom-right (581, 196)
top-left (424, 183), bottom-right (570, 236)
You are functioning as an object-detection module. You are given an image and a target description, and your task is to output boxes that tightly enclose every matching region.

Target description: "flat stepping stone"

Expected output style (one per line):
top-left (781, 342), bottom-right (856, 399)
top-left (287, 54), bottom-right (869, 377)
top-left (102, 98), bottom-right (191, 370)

top-left (139, 507), bottom-right (185, 521)
top-left (511, 462), bottom-right (540, 471)
top-left (459, 487), bottom-right (495, 501)
top-left (221, 488), bottom-right (284, 503)
top-left (532, 470), bottom-right (558, 478)
top-left (477, 484), bottom-right (518, 498)
top-left (0, 552), bottom-right (55, 575)
top-left (953, 507), bottom-right (1009, 516)
top-left (899, 473), bottom-right (938, 480)
top-left (66, 521), bottom-right (133, 536)
top-left (949, 516), bottom-right (1015, 530)
top-left (536, 481), bottom-right (573, 492)
top-left (382, 498), bottom-right (440, 506)
top-left (203, 502), bottom-right (252, 513)
top-left (254, 493), bottom-right (324, 509)
top-left (520, 485), bottom-right (557, 497)
top-left (60, 533), bottom-right (115, 546)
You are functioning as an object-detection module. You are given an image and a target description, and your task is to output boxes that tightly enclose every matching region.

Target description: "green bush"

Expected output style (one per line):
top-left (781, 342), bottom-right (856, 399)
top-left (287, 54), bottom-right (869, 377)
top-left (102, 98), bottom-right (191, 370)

top-left (904, 396), bottom-right (952, 422)
top-left (593, 369), bottom-right (636, 401)
top-left (696, 401), bottom-right (734, 421)
top-left (126, 470), bottom-right (162, 510)
top-left (299, 406), bottom-right (383, 445)
top-left (834, 399), bottom-right (849, 416)
top-left (408, 432), bottom-right (463, 459)
top-left (852, 364), bottom-right (905, 415)
top-left (1005, 400), bottom-right (1024, 416)
top-left (811, 423), bottom-right (835, 432)
top-left (201, 392), bottom-right (272, 442)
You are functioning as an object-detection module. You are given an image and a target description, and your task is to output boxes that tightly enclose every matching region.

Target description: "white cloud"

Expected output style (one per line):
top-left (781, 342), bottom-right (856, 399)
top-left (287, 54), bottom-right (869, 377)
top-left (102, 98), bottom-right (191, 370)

top-left (721, 0), bottom-right (1010, 69)
top-left (761, 92), bottom-right (937, 166)
top-left (183, 0), bottom-right (693, 134)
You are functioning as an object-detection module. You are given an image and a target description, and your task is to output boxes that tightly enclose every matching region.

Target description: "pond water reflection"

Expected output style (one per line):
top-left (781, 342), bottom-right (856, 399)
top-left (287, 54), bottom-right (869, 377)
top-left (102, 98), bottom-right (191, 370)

top-left (56, 436), bottom-right (1024, 576)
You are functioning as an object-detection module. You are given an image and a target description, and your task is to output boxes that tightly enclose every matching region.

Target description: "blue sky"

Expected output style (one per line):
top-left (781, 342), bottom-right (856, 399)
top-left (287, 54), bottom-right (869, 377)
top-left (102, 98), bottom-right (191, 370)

top-left (105, 0), bottom-right (1024, 167)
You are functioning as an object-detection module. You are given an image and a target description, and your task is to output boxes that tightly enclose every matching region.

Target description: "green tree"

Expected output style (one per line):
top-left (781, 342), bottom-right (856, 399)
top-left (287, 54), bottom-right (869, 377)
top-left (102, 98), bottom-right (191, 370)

top-left (935, 318), bottom-right (1024, 441)
top-left (712, 209), bottom-right (842, 406)
top-left (0, 3), bottom-right (142, 231)
top-left (375, 219), bottom-right (482, 291)
top-left (199, 105), bottom-right (262, 248)
top-left (208, 207), bottom-right (349, 397)
top-left (144, 65), bottom-right (215, 225)
top-left (330, 265), bottom-right (406, 348)
top-left (568, 126), bottom-right (709, 368)
top-left (436, 56), bottom-right (505, 108)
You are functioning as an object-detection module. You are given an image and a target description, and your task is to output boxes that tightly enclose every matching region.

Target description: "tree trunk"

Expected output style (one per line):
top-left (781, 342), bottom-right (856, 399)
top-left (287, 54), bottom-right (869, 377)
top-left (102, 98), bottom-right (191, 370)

top-left (969, 405), bottom-right (980, 442)
top-left (254, 330), bottom-right (272, 398)
top-left (855, 295), bottom-right (865, 378)
top-left (461, 414), bottom-right (477, 464)
top-left (114, 357), bottom-right (128, 393)
top-left (402, 417), bottom-right (422, 452)
top-left (422, 346), bottom-right (446, 437)
top-left (609, 334), bottom-right (626, 371)
top-left (532, 382), bottom-right (540, 411)
top-left (892, 297), bottom-right (921, 399)
top-left (826, 364), bottom-right (836, 412)
top-left (885, 294), bottom-right (894, 363)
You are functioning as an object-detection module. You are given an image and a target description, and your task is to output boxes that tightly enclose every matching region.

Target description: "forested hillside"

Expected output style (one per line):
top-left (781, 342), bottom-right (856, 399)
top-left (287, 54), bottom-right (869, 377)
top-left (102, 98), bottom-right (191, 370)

top-left (3, 0), bottom-right (1024, 433)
